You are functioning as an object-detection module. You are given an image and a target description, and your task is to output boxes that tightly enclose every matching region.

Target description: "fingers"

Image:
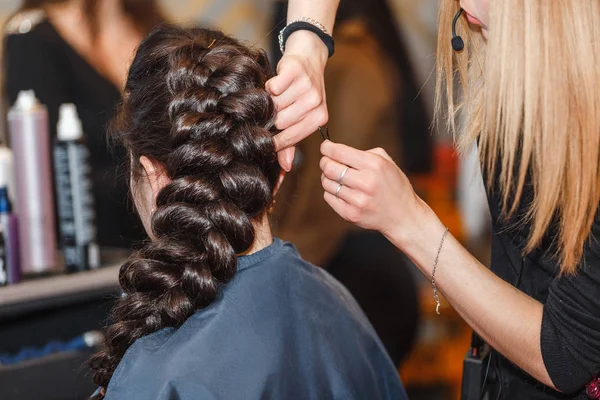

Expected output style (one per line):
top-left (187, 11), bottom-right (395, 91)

top-left (272, 77), bottom-right (311, 113)
top-left (367, 147), bottom-right (393, 162)
top-left (323, 191), bottom-right (356, 223)
top-left (321, 175), bottom-right (361, 204)
top-left (320, 141), bottom-right (375, 170)
top-left (268, 54), bottom-right (329, 155)
top-left (275, 90), bottom-right (323, 131)
top-left (272, 117), bottom-right (319, 152)
top-left (277, 147), bottom-right (296, 172)
top-left (265, 59), bottom-right (299, 96)
top-left (319, 157), bottom-right (363, 189)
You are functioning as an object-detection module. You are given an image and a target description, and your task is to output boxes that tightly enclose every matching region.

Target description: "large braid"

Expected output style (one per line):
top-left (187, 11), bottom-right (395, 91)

top-left (90, 25), bottom-right (280, 388)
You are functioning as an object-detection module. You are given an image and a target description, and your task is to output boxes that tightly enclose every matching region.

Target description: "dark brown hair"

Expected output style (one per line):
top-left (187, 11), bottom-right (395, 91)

top-left (89, 24), bottom-right (280, 389)
top-left (19, 0), bottom-right (165, 36)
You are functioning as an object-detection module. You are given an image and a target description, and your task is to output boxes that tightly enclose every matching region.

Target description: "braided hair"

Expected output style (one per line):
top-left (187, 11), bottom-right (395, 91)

top-left (89, 24), bottom-right (281, 389)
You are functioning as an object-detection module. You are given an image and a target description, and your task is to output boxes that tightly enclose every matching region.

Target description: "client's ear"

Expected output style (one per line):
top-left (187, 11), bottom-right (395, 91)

top-left (139, 156), bottom-right (170, 203)
top-left (273, 169), bottom-right (286, 197)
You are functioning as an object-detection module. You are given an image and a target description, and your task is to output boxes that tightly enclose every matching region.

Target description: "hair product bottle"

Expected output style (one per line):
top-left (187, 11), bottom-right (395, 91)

top-left (54, 104), bottom-right (99, 272)
top-left (7, 90), bottom-right (58, 274)
top-left (0, 160), bottom-right (21, 284)
top-left (0, 225), bottom-right (7, 287)
top-left (0, 147), bottom-right (16, 206)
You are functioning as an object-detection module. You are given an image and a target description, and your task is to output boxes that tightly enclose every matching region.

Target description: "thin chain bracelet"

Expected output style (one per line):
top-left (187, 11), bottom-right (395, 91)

top-left (431, 227), bottom-right (450, 315)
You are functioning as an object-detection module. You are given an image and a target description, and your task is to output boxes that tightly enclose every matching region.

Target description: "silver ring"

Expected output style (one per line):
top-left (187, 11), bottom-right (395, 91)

top-left (335, 183), bottom-right (343, 199)
top-left (337, 166), bottom-right (349, 185)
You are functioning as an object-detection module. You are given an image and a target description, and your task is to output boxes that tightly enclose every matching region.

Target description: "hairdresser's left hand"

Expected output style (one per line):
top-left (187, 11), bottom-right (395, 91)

top-left (320, 141), bottom-right (427, 245)
top-left (267, 31), bottom-right (329, 171)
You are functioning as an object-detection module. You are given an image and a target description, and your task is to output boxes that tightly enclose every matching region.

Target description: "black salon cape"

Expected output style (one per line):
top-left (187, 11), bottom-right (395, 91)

top-left (100, 239), bottom-right (407, 400)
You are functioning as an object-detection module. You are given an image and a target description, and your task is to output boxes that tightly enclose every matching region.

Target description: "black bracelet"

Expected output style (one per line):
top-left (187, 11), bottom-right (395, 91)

top-left (279, 21), bottom-right (335, 58)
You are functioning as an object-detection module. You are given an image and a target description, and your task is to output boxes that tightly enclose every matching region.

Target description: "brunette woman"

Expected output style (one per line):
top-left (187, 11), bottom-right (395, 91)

top-left (89, 24), bottom-right (407, 400)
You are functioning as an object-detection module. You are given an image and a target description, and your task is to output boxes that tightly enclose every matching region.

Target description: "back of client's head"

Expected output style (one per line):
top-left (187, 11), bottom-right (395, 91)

top-left (89, 24), bottom-right (280, 388)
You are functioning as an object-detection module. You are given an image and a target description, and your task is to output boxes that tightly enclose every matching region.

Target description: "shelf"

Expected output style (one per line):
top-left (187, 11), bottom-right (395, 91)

top-left (0, 264), bottom-right (121, 321)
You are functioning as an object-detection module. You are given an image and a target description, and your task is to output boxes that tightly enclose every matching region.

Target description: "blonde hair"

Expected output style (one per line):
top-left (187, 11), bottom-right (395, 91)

top-left (435, 0), bottom-right (600, 274)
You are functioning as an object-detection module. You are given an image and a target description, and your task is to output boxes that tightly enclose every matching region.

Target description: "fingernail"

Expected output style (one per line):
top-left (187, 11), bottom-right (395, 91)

top-left (286, 149), bottom-right (295, 168)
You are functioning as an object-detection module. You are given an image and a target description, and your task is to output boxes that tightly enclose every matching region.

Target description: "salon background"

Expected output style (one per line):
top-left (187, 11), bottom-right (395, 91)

top-left (0, 1), bottom-right (489, 399)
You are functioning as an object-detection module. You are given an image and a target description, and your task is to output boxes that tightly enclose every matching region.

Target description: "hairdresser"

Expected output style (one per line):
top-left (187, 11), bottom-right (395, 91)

top-left (273, 0), bottom-right (600, 399)
top-left (3, 0), bottom-right (165, 248)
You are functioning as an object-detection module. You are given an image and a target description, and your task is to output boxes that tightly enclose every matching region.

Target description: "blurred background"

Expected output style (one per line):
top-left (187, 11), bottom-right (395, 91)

top-left (0, 1), bottom-right (491, 399)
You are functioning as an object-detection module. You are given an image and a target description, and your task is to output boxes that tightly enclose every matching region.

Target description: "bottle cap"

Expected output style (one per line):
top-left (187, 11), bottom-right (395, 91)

top-left (57, 103), bottom-right (83, 141)
top-left (11, 90), bottom-right (40, 113)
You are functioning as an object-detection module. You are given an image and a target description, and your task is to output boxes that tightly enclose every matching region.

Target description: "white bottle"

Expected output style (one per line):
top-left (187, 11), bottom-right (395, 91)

top-left (54, 104), bottom-right (99, 272)
top-left (0, 147), bottom-right (15, 205)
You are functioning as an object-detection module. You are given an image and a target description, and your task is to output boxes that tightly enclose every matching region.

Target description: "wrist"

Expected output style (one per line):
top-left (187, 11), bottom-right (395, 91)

top-left (283, 30), bottom-right (328, 69)
top-left (382, 198), bottom-right (447, 272)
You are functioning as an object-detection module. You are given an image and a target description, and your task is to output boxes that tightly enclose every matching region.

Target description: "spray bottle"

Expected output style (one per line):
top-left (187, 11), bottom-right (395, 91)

top-left (7, 90), bottom-right (57, 274)
top-left (0, 156), bottom-right (21, 284)
top-left (54, 104), bottom-right (99, 272)
top-left (0, 147), bottom-right (15, 205)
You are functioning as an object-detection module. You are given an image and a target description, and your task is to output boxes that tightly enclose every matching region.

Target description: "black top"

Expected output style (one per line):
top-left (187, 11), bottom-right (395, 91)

top-left (100, 239), bottom-right (408, 400)
top-left (487, 181), bottom-right (600, 399)
top-left (3, 16), bottom-right (146, 248)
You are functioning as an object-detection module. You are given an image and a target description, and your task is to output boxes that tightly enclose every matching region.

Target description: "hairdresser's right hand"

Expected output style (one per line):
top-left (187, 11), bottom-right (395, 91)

top-left (320, 141), bottom-right (431, 248)
top-left (267, 31), bottom-right (329, 171)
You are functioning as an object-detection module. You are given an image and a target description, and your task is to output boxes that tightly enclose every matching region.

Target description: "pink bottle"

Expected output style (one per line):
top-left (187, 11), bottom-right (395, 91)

top-left (7, 90), bottom-right (58, 274)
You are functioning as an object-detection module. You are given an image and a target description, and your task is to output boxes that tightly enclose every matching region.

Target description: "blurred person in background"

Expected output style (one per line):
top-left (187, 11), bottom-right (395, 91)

top-left (3, 0), bottom-right (165, 248)
top-left (271, 0), bottom-right (422, 367)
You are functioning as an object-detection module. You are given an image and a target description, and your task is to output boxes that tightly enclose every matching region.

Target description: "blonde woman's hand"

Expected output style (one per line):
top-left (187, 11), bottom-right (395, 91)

top-left (320, 141), bottom-right (426, 243)
top-left (267, 31), bottom-right (329, 171)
